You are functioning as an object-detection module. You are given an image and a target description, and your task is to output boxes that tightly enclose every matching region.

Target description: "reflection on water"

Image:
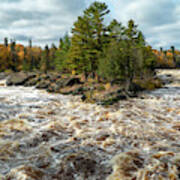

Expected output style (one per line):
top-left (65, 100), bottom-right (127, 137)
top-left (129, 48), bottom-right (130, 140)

top-left (0, 70), bottom-right (180, 179)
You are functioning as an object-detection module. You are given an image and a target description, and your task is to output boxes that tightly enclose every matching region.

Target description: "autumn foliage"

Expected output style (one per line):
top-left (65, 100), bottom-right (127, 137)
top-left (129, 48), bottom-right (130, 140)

top-left (153, 47), bottom-right (180, 68)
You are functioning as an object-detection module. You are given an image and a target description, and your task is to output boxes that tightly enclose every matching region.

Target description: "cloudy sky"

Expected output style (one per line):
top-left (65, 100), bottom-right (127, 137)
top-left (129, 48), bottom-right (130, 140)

top-left (0, 0), bottom-right (179, 49)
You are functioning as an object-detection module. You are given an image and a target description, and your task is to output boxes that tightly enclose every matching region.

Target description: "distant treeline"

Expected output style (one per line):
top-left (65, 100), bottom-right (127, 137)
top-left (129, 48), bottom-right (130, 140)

top-left (0, 1), bottom-right (177, 84)
top-left (154, 46), bottom-right (180, 68)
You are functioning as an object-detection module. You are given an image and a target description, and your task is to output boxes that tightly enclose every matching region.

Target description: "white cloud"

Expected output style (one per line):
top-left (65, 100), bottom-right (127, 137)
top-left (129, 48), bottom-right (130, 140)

top-left (0, 0), bottom-right (180, 48)
top-left (111, 0), bottom-right (179, 48)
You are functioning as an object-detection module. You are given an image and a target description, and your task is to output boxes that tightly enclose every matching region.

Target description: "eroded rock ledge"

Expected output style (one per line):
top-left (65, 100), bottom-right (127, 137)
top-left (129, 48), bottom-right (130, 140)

top-left (5, 71), bottom-right (162, 105)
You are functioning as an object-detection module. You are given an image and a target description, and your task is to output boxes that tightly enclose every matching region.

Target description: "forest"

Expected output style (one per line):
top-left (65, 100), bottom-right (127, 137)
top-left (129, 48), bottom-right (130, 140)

top-left (0, 2), bottom-right (178, 86)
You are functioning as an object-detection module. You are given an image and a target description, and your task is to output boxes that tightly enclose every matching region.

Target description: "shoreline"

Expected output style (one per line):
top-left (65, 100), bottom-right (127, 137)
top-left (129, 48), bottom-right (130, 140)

top-left (2, 70), bottom-right (163, 106)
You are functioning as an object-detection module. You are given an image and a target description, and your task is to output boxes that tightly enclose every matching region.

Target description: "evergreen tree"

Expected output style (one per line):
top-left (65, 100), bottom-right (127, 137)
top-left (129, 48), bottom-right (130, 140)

top-left (69, 1), bottom-right (110, 77)
top-left (41, 45), bottom-right (50, 73)
top-left (171, 46), bottom-right (176, 66)
top-left (23, 47), bottom-right (28, 71)
top-left (45, 45), bottom-right (50, 72)
top-left (49, 43), bottom-right (57, 70)
top-left (29, 39), bottom-right (35, 71)
top-left (10, 39), bottom-right (18, 72)
top-left (107, 19), bottom-right (125, 41)
top-left (4, 37), bottom-right (8, 48)
top-left (98, 19), bottom-right (156, 88)
top-left (55, 34), bottom-right (71, 72)
top-left (160, 47), bottom-right (163, 53)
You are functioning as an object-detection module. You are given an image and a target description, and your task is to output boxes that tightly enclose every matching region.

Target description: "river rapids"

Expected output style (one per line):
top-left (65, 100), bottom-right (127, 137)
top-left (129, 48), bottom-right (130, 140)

top-left (0, 70), bottom-right (180, 179)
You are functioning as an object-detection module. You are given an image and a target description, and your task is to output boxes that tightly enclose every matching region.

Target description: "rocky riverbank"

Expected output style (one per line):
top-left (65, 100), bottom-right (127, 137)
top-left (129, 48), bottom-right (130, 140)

top-left (5, 71), bottom-right (162, 105)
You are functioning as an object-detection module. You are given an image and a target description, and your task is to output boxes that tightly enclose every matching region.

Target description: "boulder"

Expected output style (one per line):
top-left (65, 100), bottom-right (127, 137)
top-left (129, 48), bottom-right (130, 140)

top-left (36, 80), bottom-right (51, 89)
top-left (54, 77), bottom-right (82, 89)
top-left (60, 86), bottom-right (89, 95)
top-left (39, 73), bottom-right (50, 81)
top-left (81, 94), bottom-right (87, 101)
top-left (64, 77), bottom-right (81, 86)
top-left (72, 87), bottom-right (88, 95)
top-left (6, 72), bottom-right (36, 86)
top-left (47, 83), bottom-right (61, 93)
top-left (97, 90), bottom-right (127, 105)
top-left (24, 77), bottom-right (40, 87)
top-left (128, 82), bottom-right (145, 92)
top-left (49, 74), bottom-right (61, 83)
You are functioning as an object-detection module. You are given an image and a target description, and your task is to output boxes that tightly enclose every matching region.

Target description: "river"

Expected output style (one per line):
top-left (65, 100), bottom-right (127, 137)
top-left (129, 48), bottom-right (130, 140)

top-left (0, 70), bottom-right (180, 179)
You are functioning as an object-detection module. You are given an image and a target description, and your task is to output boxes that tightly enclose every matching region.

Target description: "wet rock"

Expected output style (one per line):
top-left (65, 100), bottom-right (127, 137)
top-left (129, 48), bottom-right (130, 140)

top-left (128, 82), bottom-right (145, 92)
top-left (72, 87), bottom-right (90, 95)
top-left (47, 83), bottom-right (61, 93)
top-left (98, 91), bottom-right (127, 105)
top-left (24, 77), bottom-right (40, 87)
top-left (158, 74), bottom-right (173, 85)
top-left (55, 77), bottom-right (82, 88)
top-left (126, 90), bottom-right (138, 98)
top-left (49, 74), bottom-right (61, 83)
top-left (60, 86), bottom-right (88, 95)
top-left (64, 77), bottom-right (81, 86)
top-left (55, 78), bottom-right (68, 88)
top-left (81, 94), bottom-right (87, 101)
top-left (39, 73), bottom-right (50, 81)
top-left (36, 80), bottom-right (51, 89)
top-left (47, 77), bottom-right (82, 93)
top-left (6, 72), bottom-right (36, 86)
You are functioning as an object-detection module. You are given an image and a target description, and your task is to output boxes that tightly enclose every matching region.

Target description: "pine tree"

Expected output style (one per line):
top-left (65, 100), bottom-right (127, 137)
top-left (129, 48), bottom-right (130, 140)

top-left (28, 39), bottom-right (35, 71)
top-left (171, 46), bottom-right (176, 66)
top-left (45, 45), bottom-right (50, 72)
top-left (4, 37), bottom-right (8, 48)
top-left (54, 34), bottom-right (71, 72)
top-left (98, 18), bottom-right (155, 87)
top-left (49, 43), bottom-right (57, 70)
top-left (41, 45), bottom-right (50, 73)
top-left (160, 47), bottom-right (163, 53)
top-left (23, 47), bottom-right (28, 71)
top-left (68, 16), bottom-right (92, 74)
top-left (69, 1), bottom-right (110, 78)
top-left (107, 19), bottom-right (125, 41)
top-left (10, 39), bottom-right (18, 72)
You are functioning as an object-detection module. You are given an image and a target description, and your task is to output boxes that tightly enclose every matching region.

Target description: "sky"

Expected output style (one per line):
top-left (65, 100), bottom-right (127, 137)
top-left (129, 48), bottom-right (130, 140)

top-left (0, 0), bottom-right (179, 49)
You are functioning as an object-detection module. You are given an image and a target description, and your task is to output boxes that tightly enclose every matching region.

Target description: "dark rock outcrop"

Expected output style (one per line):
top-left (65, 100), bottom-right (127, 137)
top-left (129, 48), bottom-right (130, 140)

top-left (6, 72), bottom-right (36, 86)
top-left (24, 77), bottom-right (40, 87)
top-left (128, 82), bottom-right (145, 92)
top-left (36, 80), bottom-right (51, 89)
top-left (64, 77), bottom-right (81, 86)
top-left (97, 91), bottom-right (127, 106)
top-left (47, 83), bottom-right (61, 93)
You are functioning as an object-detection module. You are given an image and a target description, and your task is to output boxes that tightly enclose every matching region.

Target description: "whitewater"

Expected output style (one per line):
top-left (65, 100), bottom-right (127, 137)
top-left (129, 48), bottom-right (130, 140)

top-left (0, 70), bottom-right (180, 179)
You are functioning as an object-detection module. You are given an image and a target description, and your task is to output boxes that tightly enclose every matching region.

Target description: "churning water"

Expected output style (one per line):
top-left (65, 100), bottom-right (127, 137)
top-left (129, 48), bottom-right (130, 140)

top-left (0, 70), bottom-right (180, 179)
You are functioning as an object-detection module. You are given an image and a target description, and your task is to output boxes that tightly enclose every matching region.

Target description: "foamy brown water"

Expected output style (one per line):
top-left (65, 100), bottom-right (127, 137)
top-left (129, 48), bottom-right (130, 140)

top-left (0, 70), bottom-right (180, 179)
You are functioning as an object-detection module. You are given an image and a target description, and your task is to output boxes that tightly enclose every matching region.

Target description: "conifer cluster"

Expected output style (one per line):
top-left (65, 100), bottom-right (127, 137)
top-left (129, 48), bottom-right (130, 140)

top-left (0, 1), bottom-right (157, 84)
